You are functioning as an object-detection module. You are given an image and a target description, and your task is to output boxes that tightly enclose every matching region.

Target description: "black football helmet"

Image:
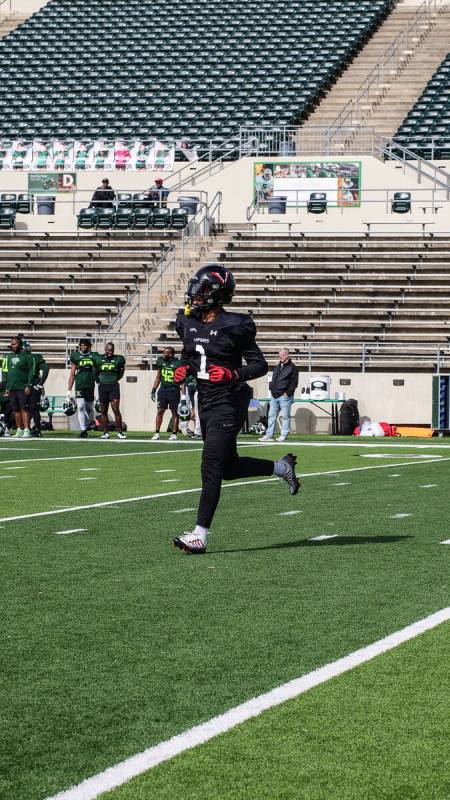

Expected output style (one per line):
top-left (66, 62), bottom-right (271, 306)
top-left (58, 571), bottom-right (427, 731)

top-left (185, 264), bottom-right (235, 316)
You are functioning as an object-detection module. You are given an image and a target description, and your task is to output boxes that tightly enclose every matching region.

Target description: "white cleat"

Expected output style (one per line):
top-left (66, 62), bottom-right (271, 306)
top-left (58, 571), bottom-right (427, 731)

top-left (22, 428), bottom-right (31, 439)
top-left (169, 433), bottom-right (177, 442)
top-left (117, 432), bottom-right (127, 439)
top-left (277, 435), bottom-right (287, 443)
top-left (173, 532), bottom-right (207, 554)
top-left (259, 435), bottom-right (273, 442)
top-left (100, 432), bottom-right (110, 440)
top-left (151, 433), bottom-right (160, 441)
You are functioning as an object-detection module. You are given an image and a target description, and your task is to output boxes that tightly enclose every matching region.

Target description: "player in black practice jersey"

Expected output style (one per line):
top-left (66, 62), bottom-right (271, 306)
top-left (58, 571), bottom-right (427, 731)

top-left (172, 264), bottom-right (300, 554)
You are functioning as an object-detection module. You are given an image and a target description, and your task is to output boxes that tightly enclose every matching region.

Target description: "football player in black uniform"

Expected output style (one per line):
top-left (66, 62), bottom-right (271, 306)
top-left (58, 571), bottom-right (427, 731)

top-left (172, 264), bottom-right (300, 554)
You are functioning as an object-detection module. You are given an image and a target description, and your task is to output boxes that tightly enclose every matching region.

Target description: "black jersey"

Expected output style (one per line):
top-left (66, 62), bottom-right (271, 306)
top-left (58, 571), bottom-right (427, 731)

top-left (175, 308), bottom-right (268, 409)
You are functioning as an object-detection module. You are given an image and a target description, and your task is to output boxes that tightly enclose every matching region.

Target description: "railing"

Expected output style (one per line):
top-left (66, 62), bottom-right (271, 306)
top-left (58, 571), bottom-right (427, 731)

top-left (327, 0), bottom-right (446, 135)
top-left (122, 338), bottom-right (450, 374)
top-left (106, 244), bottom-right (176, 331)
top-left (64, 332), bottom-right (127, 367)
top-left (167, 136), bottom-right (241, 191)
top-left (247, 186), bottom-right (450, 220)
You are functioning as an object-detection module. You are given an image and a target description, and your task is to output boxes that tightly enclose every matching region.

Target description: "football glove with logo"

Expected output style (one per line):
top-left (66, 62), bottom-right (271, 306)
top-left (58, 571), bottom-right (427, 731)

top-left (208, 365), bottom-right (237, 384)
top-left (177, 395), bottom-right (191, 422)
top-left (39, 395), bottom-right (50, 412)
top-left (174, 365), bottom-right (191, 383)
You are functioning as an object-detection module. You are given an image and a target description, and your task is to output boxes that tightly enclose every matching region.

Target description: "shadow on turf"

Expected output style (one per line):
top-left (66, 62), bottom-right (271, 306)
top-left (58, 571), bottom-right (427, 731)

top-left (211, 535), bottom-right (412, 555)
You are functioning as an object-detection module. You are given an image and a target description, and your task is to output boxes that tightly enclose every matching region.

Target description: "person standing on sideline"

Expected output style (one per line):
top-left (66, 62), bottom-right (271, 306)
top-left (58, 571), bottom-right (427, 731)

top-left (3, 336), bottom-right (34, 438)
top-left (68, 338), bottom-right (97, 438)
top-left (94, 342), bottom-right (126, 440)
top-left (24, 340), bottom-right (50, 437)
top-left (151, 346), bottom-right (181, 441)
top-left (260, 348), bottom-right (298, 443)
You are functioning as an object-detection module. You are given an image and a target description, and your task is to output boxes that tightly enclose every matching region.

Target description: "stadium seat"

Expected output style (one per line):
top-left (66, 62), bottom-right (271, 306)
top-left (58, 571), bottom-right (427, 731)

top-left (114, 208), bottom-right (133, 229)
top-left (95, 209), bottom-right (115, 229)
top-left (16, 193), bottom-right (32, 214)
top-left (77, 208), bottom-right (97, 229)
top-left (0, 0), bottom-right (393, 141)
top-left (151, 207), bottom-right (170, 229)
top-left (391, 192), bottom-right (411, 214)
top-left (117, 193), bottom-right (133, 210)
top-left (132, 208), bottom-right (151, 229)
top-left (0, 193), bottom-right (17, 210)
top-left (170, 208), bottom-right (188, 229)
top-left (307, 192), bottom-right (327, 214)
top-left (0, 207), bottom-right (16, 229)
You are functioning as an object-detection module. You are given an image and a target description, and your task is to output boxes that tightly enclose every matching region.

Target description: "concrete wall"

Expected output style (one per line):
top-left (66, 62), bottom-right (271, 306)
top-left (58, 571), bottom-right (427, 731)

top-left (2, 155), bottom-right (449, 233)
top-left (43, 367), bottom-right (434, 432)
top-left (8, 0), bottom-right (48, 15)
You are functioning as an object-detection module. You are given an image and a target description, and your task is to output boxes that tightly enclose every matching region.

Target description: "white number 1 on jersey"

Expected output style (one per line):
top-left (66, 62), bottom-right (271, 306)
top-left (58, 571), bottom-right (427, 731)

top-left (195, 344), bottom-right (209, 380)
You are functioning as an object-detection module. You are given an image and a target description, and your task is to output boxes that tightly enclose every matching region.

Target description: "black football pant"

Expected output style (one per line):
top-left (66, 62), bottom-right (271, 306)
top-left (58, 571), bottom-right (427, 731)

top-left (29, 387), bottom-right (42, 432)
top-left (197, 396), bottom-right (274, 528)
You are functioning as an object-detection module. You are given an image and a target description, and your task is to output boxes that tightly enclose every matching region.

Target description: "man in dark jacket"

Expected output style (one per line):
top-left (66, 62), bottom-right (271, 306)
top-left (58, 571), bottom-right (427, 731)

top-left (89, 178), bottom-right (115, 209)
top-left (260, 348), bottom-right (298, 442)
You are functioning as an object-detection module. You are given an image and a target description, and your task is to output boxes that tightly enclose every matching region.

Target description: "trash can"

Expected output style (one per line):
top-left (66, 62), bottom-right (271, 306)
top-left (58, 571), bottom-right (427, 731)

top-left (37, 196), bottom-right (56, 215)
top-left (178, 196), bottom-right (199, 215)
top-left (267, 195), bottom-right (287, 215)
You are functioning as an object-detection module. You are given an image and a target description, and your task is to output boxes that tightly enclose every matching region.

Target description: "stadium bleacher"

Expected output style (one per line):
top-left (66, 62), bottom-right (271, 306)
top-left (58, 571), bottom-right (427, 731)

top-left (393, 53), bottom-right (450, 160)
top-left (0, 0), bottom-right (393, 144)
top-left (0, 234), bottom-right (176, 363)
top-left (153, 232), bottom-right (450, 371)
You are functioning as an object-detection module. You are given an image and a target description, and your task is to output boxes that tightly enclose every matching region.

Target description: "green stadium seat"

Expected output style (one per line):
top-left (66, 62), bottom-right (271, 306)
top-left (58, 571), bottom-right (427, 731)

top-left (151, 207), bottom-right (170, 229)
top-left (132, 208), bottom-right (151, 228)
top-left (77, 207), bottom-right (97, 229)
top-left (171, 208), bottom-right (188, 229)
top-left (96, 209), bottom-right (115, 229)
top-left (0, 207), bottom-right (16, 229)
top-left (114, 208), bottom-right (133, 229)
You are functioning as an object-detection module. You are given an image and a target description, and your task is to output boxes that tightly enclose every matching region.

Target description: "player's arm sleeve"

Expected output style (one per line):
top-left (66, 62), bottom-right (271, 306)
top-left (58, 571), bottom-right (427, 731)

top-left (235, 317), bottom-right (268, 382)
top-left (174, 309), bottom-right (195, 369)
top-left (40, 358), bottom-right (50, 383)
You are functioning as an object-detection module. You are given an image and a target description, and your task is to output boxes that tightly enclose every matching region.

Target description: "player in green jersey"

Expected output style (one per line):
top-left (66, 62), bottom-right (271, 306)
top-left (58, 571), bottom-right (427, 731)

top-left (68, 338), bottom-right (97, 438)
top-left (150, 346), bottom-right (181, 441)
top-left (94, 342), bottom-right (126, 440)
top-left (23, 340), bottom-right (50, 437)
top-left (3, 336), bottom-right (34, 438)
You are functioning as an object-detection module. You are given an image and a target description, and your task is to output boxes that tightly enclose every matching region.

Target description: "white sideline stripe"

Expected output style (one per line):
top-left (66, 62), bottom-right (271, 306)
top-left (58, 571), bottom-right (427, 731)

top-left (419, 484), bottom-right (437, 488)
top-left (2, 465), bottom-right (26, 469)
top-left (0, 475), bottom-right (14, 479)
top-left (440, 539), bottom-right (450, 544)
top-left (1, 457), bottom-right (449, 526)
top-left (80, 468), bottom-right (99, 472)
top-left (0, 446), bottom-right (203, 467)
top-left (160, 479), bottom-right (179, 483)
top-left (78, 478), bottom-right (97, 482)
top-left (54, 529), bottom-right (88, 536)
top-left (332, 482), bottom-right (350, 486)
top-left (154, 469), bottom-right (176, 473)
top-left (46, 607), bottom-right (450, 800)
top-left (390, 513), bottom-right (412, 519)
top-left (308, 534), bottom-right (339, 541)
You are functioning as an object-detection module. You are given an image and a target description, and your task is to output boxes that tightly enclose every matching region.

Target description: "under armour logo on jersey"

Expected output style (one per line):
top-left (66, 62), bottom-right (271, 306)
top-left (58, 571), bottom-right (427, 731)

top-left (210, 330), bottom-right (218, 336)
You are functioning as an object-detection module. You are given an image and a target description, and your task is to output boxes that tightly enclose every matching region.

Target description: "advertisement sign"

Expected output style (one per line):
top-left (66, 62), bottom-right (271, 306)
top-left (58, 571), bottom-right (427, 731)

top-left (0, 139), bottom-right (176, 172)
top-left (254, 161), bottom-right (361, 207)
top-left (28, 172), bottom-right (77, 194)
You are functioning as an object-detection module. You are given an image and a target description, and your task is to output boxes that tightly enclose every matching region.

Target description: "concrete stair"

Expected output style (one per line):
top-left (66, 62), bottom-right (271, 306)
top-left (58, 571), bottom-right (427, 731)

top-left (0, 14), bottom-right (29, 39)
top-left (303, 0), bottom-right (450, 138)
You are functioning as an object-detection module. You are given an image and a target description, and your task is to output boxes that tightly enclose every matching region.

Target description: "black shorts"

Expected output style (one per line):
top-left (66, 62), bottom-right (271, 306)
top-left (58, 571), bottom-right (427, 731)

top-left (98, 382), bottom-right (120, 405)
top-left (8, 389), bottom-right (29, 412)
top-left (157, 386), bottom-right (180, 414)
top-left (75, 387), bottom-right (95, 403)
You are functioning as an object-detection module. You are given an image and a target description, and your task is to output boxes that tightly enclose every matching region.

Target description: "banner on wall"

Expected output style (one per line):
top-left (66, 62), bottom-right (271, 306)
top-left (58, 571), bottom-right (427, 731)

top-left (0, 139), bottom-right (176, 171)
top-left (28, 172), bottom-right (77, 194)
top-left (254, 161), bottom-right (361, 207)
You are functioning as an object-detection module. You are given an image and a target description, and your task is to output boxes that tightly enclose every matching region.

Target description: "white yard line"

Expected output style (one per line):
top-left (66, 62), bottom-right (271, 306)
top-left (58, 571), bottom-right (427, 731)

top-left (54, 529), bottom-right (88, 536)
top-left (170, 507), bottom-right (196, 514)
top-left (390, 513), bottom-right (412, 519)
top-left (46, 607), bottom-right (450, 800)
top-left (440, 539), bottom-right (450, 544)
top-left (1, 457), bottom-right (449, 526)
top-left (308, 534), bottom-right (339, 541)
top-left (277, 510), bottom-right (302, 516)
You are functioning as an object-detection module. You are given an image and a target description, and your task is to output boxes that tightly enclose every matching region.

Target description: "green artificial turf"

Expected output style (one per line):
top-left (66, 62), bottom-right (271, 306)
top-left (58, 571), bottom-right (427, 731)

top-left (102, 623), bottom-right (450, 800)
top-left (0, 434), bottom-right (448, 799)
